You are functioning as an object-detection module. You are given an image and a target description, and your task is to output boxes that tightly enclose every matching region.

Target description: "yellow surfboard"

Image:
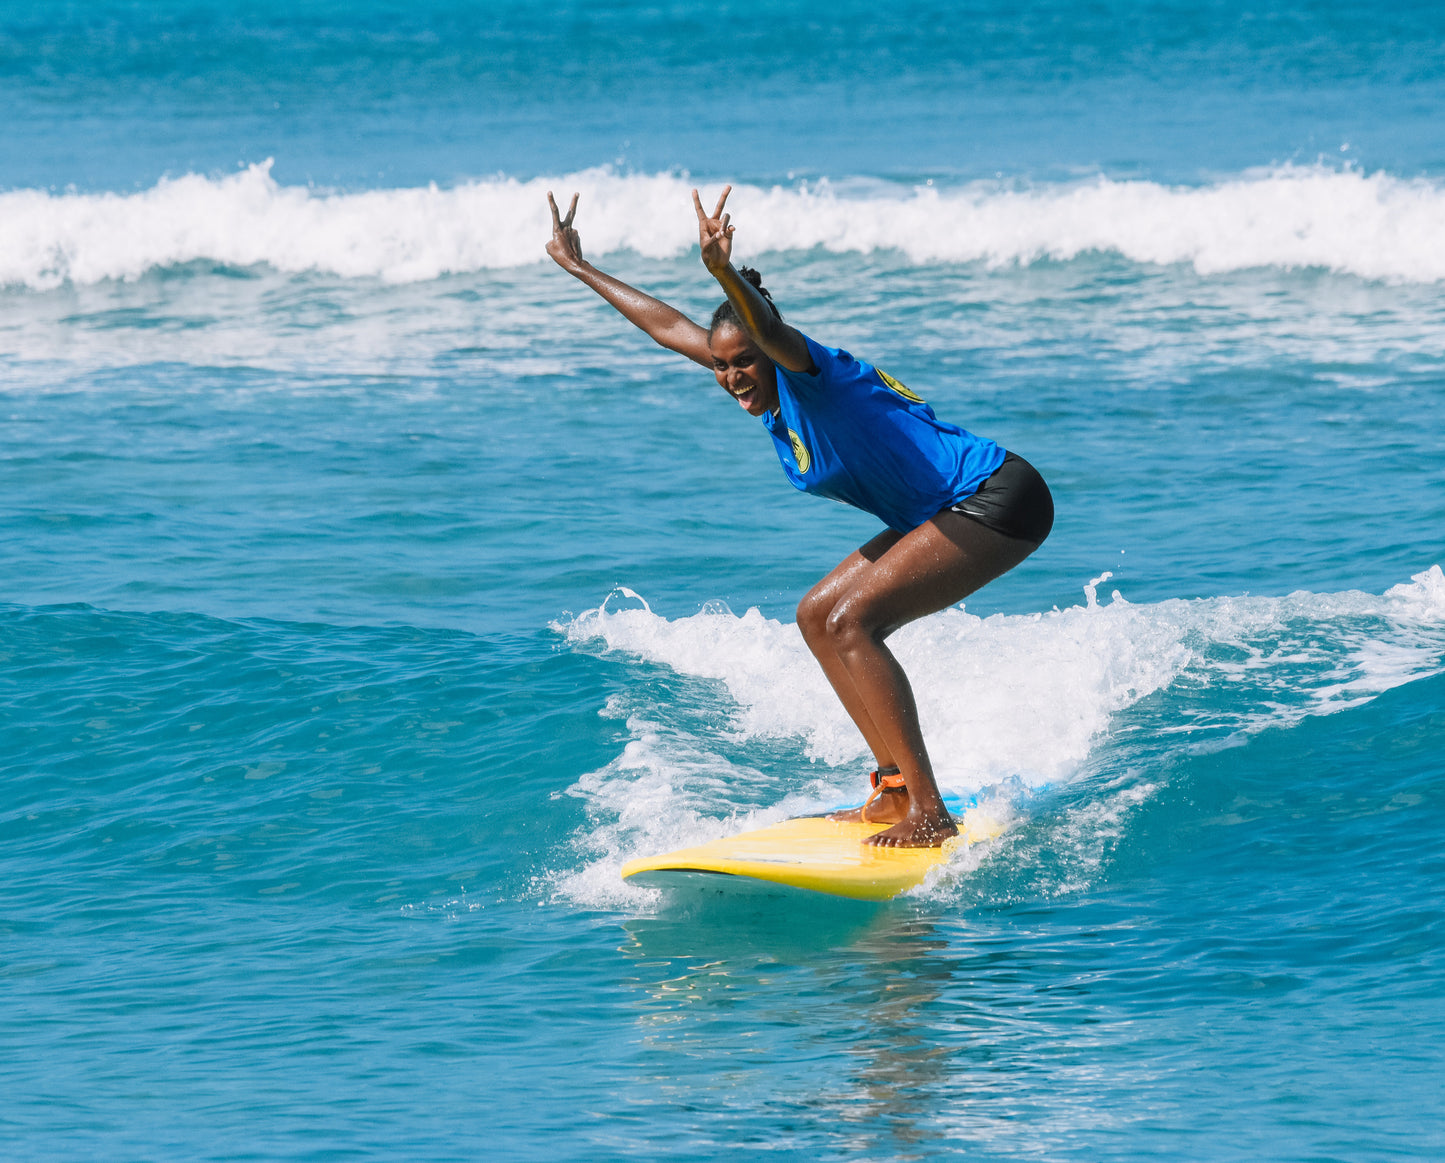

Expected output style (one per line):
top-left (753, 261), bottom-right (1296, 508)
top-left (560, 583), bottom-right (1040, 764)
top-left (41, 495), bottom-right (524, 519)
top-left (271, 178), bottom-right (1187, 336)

top-left (620, 809), bottom-right (1005, 902)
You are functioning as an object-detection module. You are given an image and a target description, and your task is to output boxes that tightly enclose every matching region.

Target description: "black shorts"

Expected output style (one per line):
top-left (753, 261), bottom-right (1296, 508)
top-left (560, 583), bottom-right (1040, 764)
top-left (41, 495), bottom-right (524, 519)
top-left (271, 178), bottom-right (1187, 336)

top-left (949, 452), bottom-right (1054, 545)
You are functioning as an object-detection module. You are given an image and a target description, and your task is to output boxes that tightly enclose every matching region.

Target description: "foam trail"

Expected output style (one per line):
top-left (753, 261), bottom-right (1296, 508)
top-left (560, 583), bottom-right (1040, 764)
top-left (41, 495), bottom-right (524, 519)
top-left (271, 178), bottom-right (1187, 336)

top-left (561, 583), bottom-right (1191, 789)
top-left (549, 567), bottom-right (1445, 905)
top-left (5, 162), bottom-right (1445, 288)
top-left (561, 567), bottom-right (1445, 788)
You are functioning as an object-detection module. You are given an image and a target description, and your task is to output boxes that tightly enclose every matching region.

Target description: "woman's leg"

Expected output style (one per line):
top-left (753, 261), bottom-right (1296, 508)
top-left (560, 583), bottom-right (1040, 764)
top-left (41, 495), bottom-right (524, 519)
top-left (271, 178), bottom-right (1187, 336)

top-left (796, 528), bottom-right (903, 774)
top-left (813, 510), bottom-right (1041, 847)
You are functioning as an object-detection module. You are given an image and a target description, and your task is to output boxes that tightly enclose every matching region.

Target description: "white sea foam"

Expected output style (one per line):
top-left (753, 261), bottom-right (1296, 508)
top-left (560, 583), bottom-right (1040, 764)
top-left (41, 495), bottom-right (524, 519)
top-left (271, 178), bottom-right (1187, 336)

top-left (549, 566), bottom-right (1445, 907)
top-left (560, 579), bottom-right (1190, 789)
top-left (6, 162), bottom-right (1445, 289)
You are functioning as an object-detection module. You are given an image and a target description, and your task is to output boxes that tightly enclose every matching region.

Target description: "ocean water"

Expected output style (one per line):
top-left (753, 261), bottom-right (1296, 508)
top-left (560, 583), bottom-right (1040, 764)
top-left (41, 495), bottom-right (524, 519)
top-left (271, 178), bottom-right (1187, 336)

top-left (3, 2), bottom-right (1445, 1159)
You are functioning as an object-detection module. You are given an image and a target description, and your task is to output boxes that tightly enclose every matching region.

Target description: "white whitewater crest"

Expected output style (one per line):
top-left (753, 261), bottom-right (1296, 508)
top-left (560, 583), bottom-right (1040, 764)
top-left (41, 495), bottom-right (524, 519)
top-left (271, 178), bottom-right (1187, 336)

top-left (549, 566), bottom-right (1445, 907)
top-left (5, 161), bottom-right (1445, 289)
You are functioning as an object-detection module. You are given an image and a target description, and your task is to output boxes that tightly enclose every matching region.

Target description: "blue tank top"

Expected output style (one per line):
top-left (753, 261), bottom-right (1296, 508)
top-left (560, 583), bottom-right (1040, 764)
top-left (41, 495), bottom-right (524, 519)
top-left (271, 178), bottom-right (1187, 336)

top-left (760, 334), bottom-right (1005, 533)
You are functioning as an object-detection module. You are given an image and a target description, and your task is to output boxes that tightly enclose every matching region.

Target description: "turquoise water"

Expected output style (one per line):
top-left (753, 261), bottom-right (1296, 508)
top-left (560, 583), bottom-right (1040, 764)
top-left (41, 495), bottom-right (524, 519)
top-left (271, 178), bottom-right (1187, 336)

top-left (4, 3), bottom-right (1445, 1159)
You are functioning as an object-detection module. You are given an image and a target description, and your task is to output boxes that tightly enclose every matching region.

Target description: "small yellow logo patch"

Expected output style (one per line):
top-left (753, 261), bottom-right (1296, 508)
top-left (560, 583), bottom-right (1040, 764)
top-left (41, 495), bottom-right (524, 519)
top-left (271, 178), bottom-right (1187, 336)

top-left (788, 428), bottom-right (811, 474)
top-left (877, 368), bottom-right (925, 404)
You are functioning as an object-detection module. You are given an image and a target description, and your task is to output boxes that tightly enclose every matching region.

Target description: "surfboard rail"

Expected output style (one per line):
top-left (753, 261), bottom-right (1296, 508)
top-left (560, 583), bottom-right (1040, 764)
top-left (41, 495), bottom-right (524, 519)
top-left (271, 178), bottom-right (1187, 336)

top-left (620, 811), bottom-right (1004, 901)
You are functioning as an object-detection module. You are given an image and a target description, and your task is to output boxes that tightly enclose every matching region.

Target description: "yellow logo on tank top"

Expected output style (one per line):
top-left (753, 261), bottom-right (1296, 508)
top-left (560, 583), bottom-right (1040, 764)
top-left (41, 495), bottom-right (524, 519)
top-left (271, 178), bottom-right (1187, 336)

top-left (788, 428), bottom-right (811, 474)
top-left (877, 368), bottom-right (925, 404)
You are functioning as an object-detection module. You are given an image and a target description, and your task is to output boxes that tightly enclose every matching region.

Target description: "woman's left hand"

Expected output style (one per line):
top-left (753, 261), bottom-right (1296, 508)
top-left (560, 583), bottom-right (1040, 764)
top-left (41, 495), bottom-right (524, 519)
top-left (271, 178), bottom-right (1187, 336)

top-left (692, 186), bottom-right (734, 274)
top-left (545, 191), bottom-right (586, 271)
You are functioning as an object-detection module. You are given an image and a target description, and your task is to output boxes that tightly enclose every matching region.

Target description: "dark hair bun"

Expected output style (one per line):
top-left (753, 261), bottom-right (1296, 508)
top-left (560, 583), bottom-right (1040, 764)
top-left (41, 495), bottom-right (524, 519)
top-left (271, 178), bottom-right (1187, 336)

top-left (739, 266), bottom-right (774, 304)
top-left (707, 266), bottom-right (783, 335)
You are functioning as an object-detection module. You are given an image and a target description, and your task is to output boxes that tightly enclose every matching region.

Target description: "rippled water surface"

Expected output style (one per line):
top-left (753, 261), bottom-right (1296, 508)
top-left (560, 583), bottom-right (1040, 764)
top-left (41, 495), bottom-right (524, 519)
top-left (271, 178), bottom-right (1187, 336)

top-left (3, 1), bottom-right (1445, 1159)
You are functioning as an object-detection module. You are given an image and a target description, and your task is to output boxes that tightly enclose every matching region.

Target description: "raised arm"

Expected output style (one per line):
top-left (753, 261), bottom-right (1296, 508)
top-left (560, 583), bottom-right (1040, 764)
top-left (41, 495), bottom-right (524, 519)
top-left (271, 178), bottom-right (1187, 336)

top-left (544, 192), bottom-right (712, 368)
top-left (693, 187), bottom-right (813, 374)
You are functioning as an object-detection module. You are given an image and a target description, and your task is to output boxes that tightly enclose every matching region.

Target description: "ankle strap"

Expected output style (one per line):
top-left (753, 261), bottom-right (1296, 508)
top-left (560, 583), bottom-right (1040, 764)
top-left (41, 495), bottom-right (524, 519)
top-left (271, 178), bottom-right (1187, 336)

top-left (868, 765), bottom-right (902, 790)
top-left (863, 768), bottom-right (906, 821)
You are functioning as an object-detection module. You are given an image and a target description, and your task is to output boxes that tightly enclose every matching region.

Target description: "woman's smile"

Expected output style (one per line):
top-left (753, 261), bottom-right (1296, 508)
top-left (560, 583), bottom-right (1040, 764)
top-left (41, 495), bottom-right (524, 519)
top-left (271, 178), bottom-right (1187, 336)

top-left (709, 322), bottom-right (778, 415)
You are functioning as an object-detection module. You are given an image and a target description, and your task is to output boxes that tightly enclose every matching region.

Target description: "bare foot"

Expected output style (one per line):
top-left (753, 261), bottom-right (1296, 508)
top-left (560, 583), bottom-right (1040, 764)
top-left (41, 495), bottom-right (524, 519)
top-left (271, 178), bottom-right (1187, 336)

top-left (862, 805), bottom-right (959, 848)
top-left (828, 787), bottom-right (908, 825)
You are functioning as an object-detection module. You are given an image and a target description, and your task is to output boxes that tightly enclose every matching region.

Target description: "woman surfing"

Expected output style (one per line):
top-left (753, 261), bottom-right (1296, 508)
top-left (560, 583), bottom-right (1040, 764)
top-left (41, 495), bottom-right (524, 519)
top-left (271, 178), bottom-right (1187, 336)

top-left (545, 187), bottom-right (1053, 848)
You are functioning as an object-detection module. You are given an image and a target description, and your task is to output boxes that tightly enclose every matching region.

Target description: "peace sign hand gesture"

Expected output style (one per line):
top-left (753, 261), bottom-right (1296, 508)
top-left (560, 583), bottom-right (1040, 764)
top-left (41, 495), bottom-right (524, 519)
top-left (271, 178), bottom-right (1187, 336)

top-left (545, 191), bottom-right (585, 271)
top-left (692, 186), bottom-right (734, 274)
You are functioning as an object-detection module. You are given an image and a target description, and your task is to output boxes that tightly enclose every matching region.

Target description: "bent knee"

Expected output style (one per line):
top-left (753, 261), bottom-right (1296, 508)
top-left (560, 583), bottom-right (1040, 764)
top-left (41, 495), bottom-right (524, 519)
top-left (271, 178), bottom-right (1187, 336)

top-left (796, 588), bottom-right (833, 643)
top-left (823, 598), bottom-right (884, 648)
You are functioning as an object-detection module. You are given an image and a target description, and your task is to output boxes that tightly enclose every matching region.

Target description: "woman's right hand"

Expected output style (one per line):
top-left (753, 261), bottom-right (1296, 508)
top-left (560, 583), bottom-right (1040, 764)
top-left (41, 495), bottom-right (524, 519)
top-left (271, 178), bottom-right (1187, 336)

top-left (693, 186), bottom-right (734, 275)
top-left (545, 191), bottom-right (585, 271)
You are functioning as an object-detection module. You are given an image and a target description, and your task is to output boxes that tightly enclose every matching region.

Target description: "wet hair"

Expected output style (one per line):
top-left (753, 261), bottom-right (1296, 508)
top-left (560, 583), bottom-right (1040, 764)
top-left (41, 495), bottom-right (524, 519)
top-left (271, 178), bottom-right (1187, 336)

top-left (708, 267), bottom-right (782, 338)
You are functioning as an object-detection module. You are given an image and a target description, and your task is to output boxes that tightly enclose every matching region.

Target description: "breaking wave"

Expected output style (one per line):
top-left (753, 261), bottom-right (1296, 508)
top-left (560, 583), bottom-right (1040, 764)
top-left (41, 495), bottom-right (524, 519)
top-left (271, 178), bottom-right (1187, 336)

top-left (5, 161), bottom-right (1445, 288)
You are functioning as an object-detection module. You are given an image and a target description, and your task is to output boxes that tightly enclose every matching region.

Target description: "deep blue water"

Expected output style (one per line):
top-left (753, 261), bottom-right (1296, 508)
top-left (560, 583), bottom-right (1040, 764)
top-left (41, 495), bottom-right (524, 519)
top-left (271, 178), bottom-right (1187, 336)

top-left (3, 2), bottom-right (1444, 1159)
